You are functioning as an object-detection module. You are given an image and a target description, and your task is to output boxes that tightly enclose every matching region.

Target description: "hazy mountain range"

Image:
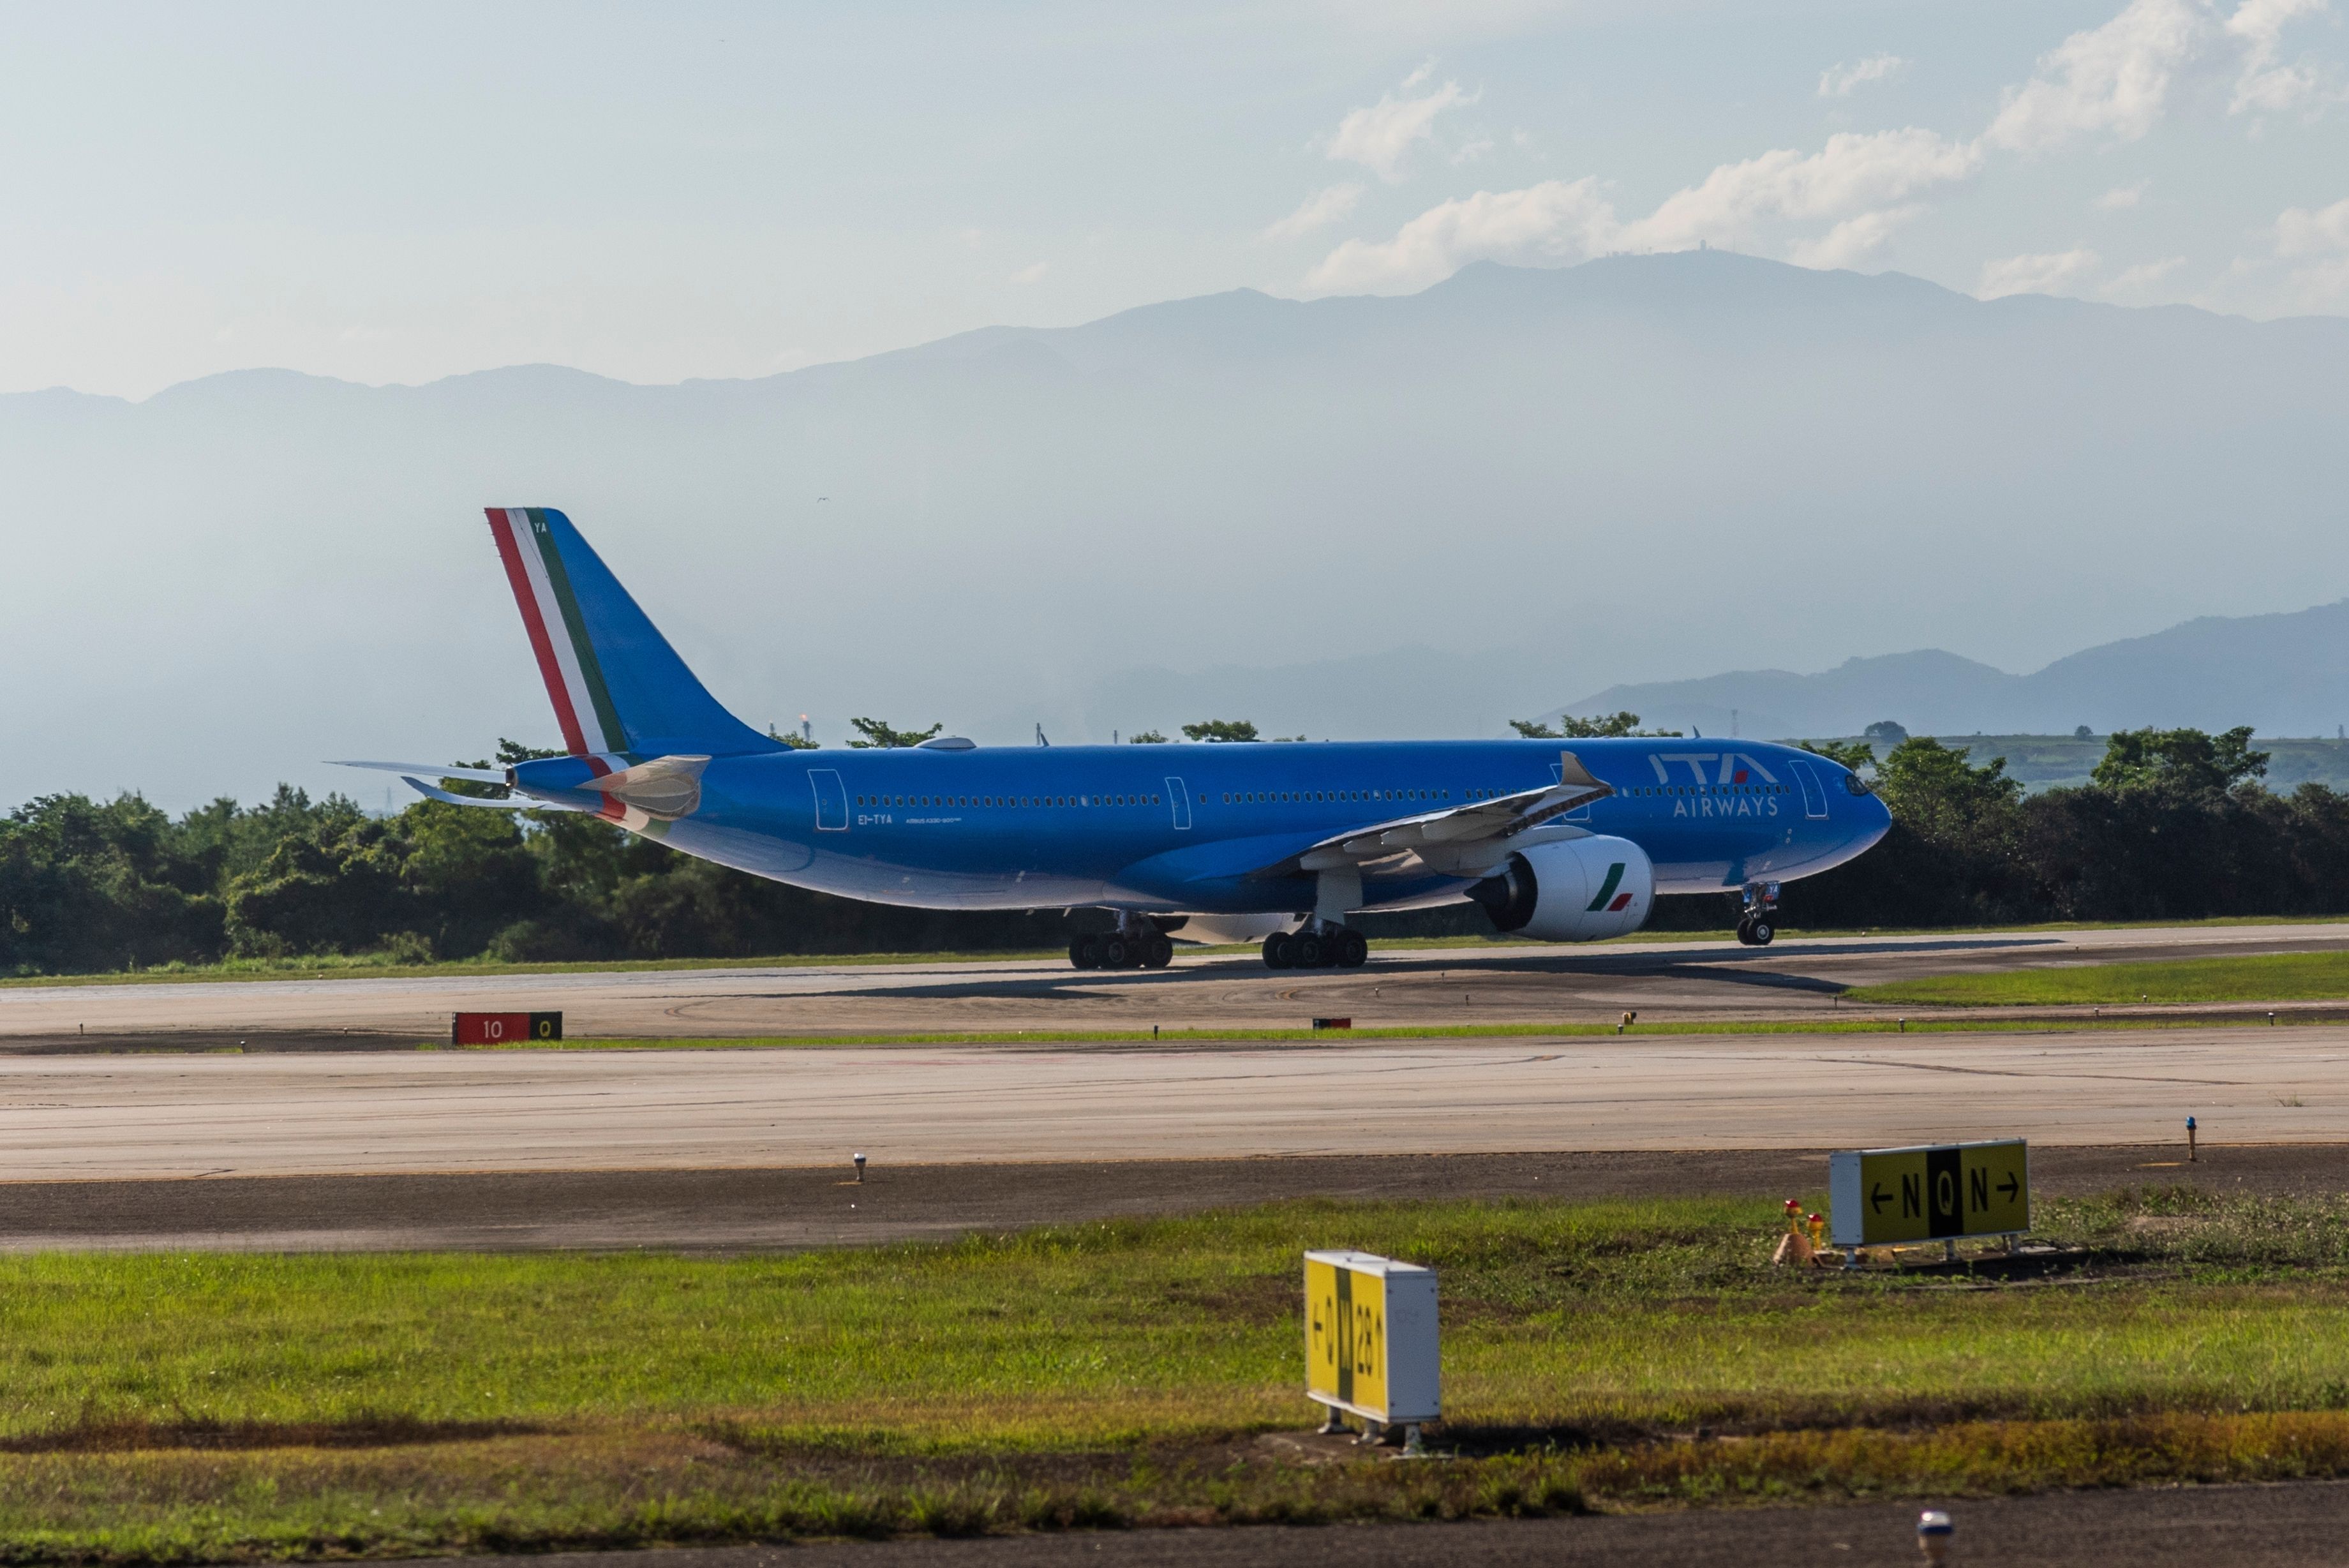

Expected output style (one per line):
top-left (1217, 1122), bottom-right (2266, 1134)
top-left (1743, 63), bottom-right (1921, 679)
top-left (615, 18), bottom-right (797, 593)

top-left (3, 250), bottom-right (2345, 809)
top-left (1552, 599), bottom-right (2349, 742)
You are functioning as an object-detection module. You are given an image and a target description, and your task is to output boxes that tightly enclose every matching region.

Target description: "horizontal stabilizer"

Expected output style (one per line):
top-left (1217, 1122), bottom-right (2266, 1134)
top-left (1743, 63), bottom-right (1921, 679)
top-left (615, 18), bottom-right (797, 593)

top-left (332, 759), bottom-right (511, 783)
top-left (398, 776), bottom-right (590, 812)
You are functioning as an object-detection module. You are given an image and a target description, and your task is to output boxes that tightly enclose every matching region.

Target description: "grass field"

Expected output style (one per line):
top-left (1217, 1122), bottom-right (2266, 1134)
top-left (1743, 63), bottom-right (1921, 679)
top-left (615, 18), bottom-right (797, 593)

top-left (1848, 950), bottom-right (2349, 1008)
top-left (8, 1190), bottom-right (2349, 1558)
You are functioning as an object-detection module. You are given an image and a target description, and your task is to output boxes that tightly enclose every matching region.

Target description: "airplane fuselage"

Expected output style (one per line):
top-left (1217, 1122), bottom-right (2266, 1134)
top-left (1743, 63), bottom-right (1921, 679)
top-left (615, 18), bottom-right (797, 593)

top-left (511, 735), bottom-right (1891, 916)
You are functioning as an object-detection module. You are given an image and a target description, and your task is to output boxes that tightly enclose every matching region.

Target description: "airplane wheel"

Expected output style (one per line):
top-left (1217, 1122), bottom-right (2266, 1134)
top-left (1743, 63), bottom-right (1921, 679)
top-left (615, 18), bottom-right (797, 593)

top-left (1264, 932), bottom-right (1296, 969)
top-left (1142, 935), bottom-right (1173, 969)
top-left (1071, 936), bottom-right (1099, 969)
top-left (1337, 930), bottom-right (1368, 967)
top-left (1102, 936), bottom-right (1131, 968)
top-left (1734, 919), bottom-right (1755, 946)
top-left (1295, 932), bottom-right (1325, 968)
top-left (1749, 920), bottom-right (1775, 946)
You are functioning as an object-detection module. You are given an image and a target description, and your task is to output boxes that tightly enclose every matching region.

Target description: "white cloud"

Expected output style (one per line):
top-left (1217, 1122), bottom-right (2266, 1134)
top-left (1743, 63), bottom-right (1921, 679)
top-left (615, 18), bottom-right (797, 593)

top-left (2226, 0), bottom-right (2330, 112)
top-left (1452, 136), bottom-right (1496, 165)
top-left (2096, 179), bottom-right (2152, 209)
top-left (1620, 128), bottom-right (1981, 252)
top-left (2275, 198), bottom-right (2349, 298)
top-left (1327, 71), bottom-right (1475, 182)
top-left (1982, 0), bottom-right (2332, 150)
top-left (1262, 183), bottom-right (1364, 243)
top-left (1786, 205), bottom-right (1928, 269)
top-left (1305, 178), bottom-right (1617, 292)
top-left (2106, 255), bottom-right (2188, 292)
top-left (1978, 248), bottom-right (2104, 297)
top-left (2276, 195), bottom-right (2349, 253)
top-left (1306, 128), bottom-right (1980, 292)
top-left (1819, 54), bottom-right (1911, 97)
top-left (1008, 260), bottom-right (1048, 285)
top-left (1983, 0), bottom-right (2210, 151)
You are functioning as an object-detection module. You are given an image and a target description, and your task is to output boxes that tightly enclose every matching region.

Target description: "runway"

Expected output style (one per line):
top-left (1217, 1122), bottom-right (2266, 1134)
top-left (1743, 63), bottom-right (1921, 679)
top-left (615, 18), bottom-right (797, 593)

top-left (6, 920), bottom-right (2348, 1047)
top-left (0, 1026), bottom-right (2335, 1182)
top-left (0, 922), bottom-right (2342, 1251)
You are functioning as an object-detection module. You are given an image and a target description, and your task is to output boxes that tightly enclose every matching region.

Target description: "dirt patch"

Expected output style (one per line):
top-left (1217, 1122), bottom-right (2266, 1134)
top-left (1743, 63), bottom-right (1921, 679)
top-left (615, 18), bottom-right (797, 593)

top-left (0, 1415), bottom-right (551, 1453)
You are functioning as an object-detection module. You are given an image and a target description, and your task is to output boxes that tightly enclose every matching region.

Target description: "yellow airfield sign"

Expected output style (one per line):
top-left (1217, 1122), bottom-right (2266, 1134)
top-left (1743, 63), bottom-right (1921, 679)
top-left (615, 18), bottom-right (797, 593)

top-left (1304, 1250), bottom-right (1440, 1424)
top-left (1828, 1139), bottom-right (2030, 1247)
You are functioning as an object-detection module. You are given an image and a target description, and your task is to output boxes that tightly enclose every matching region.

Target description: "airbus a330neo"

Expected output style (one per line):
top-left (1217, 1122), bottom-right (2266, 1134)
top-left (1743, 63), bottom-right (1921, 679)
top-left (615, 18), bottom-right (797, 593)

top-left (342, 509), bottom-right (1891, 969)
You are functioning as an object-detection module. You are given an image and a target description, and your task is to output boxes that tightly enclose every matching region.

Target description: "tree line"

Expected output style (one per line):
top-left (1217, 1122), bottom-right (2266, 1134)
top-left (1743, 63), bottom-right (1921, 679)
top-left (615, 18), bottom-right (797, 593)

top-left (0, 723), bottom-right (2339, 977)
top-left (1764, 724), bottom-right (2349, 930)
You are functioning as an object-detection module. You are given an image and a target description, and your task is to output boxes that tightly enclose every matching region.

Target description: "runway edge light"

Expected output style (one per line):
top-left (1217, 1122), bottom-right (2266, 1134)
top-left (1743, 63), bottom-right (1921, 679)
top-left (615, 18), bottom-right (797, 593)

top-left (1304, 1250), bottom-right (1439, 1454)
top-left (1827, 1139), bottom-right (2031, 1254)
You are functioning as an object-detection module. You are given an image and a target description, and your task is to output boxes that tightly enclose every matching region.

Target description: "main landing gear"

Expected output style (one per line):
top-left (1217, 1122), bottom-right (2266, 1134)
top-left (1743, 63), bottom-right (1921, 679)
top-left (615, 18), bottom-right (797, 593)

top-left (1069, 929), bottom-right (1174, 970)
top-left (1263, 924), bottom-right (1369, 969)
top-left (1736, 880), bottom-right (1782, 946)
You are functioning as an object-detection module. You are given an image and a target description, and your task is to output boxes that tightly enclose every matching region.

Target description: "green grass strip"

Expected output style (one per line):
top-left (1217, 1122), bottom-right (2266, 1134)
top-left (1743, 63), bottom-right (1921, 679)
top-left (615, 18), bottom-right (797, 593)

top-left (1848, 949), bottom-right (2349, 1008)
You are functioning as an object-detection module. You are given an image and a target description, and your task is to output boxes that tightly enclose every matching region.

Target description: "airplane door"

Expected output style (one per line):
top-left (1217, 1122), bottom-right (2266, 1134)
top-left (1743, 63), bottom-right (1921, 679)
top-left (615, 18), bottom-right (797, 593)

top-left (1166, 777), bottom-right (1191, 830)
top-left (809, 768), bottom-right (849, 831)
top-left (1792, 762), bottom-right (1829, 819)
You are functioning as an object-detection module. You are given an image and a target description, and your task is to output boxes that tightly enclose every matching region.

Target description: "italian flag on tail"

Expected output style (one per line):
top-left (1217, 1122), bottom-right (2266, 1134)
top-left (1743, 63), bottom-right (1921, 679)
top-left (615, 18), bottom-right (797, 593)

top-left (486, 507), bottom-right (629, 761)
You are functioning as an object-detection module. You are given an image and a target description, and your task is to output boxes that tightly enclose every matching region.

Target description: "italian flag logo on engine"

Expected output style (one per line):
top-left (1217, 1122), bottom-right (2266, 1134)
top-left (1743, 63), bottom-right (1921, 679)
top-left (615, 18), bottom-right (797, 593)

top-left (1586, 862), bottom-right (1633, 913)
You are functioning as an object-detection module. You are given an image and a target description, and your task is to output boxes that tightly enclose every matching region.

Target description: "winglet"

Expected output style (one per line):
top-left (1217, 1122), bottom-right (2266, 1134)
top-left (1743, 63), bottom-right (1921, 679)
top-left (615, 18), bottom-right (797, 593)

top-left (1557, 749), bottom-right (1604, 790)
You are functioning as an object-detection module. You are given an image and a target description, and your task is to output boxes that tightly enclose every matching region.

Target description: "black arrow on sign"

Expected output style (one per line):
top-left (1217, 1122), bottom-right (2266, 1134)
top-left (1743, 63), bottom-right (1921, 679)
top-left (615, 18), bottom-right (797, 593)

top-left (1998, 1173), bottom-right (2020, 1200)
top-left (1871, 1183), bottom-right (1890, 1213)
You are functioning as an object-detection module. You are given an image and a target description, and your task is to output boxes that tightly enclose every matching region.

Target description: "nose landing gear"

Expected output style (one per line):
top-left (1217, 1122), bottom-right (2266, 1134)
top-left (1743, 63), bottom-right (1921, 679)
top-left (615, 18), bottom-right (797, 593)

top-left (1735, 881), bottom-right (1782, 946)
top-left (1262, 925), bottom-right (1368, 969)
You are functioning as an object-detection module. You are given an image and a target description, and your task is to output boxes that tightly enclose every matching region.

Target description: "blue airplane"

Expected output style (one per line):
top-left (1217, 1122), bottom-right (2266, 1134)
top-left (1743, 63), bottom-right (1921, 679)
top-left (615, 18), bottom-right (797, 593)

top-left (342, 508), bottom-right (1891, 970)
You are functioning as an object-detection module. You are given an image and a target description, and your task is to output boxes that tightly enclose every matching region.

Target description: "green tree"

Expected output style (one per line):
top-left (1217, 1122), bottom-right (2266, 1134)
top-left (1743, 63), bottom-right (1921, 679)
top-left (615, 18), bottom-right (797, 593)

top-left (767, 724), bottom-right (820, 750)
top-left (1181, 719), bottom-right (1260, 743)
top-left (222, 805), bottom-right (409, 957)
top-left (1800, 739), bottom-right (1876, 773)
top-left (0, 793), bottom-right (224, 974)
top-left (2091, 726), bottom-right (2269, 795)
top-left (846, 717), bottom-right (944, 749)
top-left (1511, 712), bottom-right (1682, 738)
top-left (1127, 730), bottom-right (1169, 744)
top-left (1874, 736), bottom-right (2023, 843)
top-left (1863, 720), bottom-right (1909, 745)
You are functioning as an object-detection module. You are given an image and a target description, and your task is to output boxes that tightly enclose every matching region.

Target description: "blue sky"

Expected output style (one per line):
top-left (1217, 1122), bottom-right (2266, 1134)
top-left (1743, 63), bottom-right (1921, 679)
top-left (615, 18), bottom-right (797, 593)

top-left (3, 0), bottom-right (2343, 398)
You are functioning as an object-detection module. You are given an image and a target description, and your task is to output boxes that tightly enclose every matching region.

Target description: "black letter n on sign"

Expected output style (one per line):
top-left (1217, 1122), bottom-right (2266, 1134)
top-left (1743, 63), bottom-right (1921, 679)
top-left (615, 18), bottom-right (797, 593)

top-left (1927, 1146), bottom-right (1962, 1238)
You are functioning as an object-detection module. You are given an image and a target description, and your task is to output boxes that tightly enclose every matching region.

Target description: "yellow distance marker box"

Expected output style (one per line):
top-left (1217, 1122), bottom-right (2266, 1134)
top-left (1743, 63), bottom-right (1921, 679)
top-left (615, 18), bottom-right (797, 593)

top-left (1304, 1250), bottom-right (1440, 1426)
top-left (1828, 1139), bottom-right (2031, 1247)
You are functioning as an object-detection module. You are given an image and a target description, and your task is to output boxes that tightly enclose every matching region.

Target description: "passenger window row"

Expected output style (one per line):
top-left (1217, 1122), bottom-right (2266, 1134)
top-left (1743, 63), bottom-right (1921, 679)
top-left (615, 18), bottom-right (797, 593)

top-left (854, 793), bottom-right (1163, 809)
top-left (1623, 785), bottom-right (1787, 796)
top-left (1219, 788), bottom-right (1451, 805)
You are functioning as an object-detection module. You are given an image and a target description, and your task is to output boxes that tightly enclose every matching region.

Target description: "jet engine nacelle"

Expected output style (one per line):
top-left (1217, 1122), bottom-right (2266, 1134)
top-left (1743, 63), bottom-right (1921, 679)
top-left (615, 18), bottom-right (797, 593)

top-left (1469, 835), bottom-right (1655, 942)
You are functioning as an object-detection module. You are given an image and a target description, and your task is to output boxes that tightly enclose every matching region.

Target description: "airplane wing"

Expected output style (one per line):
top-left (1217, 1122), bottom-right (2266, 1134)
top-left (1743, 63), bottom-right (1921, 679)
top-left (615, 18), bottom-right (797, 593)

top-left (1253, 749), bottom-right (1614, 881)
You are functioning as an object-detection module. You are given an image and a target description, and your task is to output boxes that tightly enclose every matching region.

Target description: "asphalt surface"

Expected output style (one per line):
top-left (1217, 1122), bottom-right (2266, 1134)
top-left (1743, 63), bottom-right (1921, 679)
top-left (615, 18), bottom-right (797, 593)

top-left (6, 921), bottom-right (2348, 1047)
top-left (1, 1142), bottom-right (2322, 1253)
top-left (0, 1024), bottom-right (2336, 1182)
top-left (418, 1479), bottom-right (2349, 1566)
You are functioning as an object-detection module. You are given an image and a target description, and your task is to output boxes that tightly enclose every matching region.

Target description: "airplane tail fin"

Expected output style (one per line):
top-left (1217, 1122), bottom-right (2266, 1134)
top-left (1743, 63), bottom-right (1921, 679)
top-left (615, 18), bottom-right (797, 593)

top-left (484, 507), bottom-right (779, 759)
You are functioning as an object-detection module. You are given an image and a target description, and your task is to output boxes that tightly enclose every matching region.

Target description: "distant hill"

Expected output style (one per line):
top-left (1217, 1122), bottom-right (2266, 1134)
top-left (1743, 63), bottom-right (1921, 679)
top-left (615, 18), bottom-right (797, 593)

top-left (1555, 600), bottom-right (2349, 740)
top-left (4, 249), bottom-right (2348, 809)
